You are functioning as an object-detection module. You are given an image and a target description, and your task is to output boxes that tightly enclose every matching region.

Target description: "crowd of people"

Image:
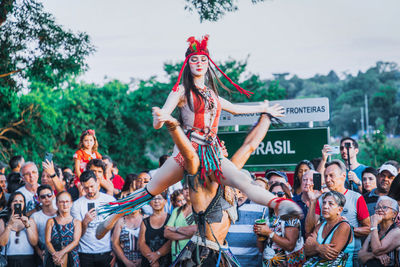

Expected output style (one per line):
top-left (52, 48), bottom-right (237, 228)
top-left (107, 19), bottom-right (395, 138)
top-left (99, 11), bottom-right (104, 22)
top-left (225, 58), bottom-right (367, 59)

top-left (0, 131), bottom-right (399, 267)
top-left (1, 35), bottom-right (400, 267)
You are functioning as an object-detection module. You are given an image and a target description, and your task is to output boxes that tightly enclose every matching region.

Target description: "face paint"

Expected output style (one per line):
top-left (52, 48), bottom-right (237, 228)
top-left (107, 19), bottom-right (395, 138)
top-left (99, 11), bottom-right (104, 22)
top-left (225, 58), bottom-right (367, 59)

top-left (189, 55), bottom-right (209, 77)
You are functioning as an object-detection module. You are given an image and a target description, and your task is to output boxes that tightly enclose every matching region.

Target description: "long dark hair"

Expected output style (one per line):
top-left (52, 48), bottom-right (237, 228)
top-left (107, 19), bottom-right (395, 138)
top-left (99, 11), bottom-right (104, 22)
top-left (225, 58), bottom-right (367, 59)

top-left (182, 48), bottom-right (231, 112)
top-left (362, 167), bottom-right (378, 195)
top-left (293, 160), bottom-right (314, 194)
top-left (0, 192), bottom-right (26, 222)
top-left (121, 173), bottom-right (137, 193)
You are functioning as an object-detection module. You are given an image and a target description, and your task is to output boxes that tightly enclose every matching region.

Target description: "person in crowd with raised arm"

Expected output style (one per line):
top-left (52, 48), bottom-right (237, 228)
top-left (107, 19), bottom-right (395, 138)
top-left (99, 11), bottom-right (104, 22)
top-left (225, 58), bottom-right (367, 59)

top-left (254, 182), bottom-right (305, 267)
top-left (359, 196), bottom-right (400, 266)
top-left (0, 192), bottom-right (38, 266)
top-left (71, 170), bottom-right (115, 267)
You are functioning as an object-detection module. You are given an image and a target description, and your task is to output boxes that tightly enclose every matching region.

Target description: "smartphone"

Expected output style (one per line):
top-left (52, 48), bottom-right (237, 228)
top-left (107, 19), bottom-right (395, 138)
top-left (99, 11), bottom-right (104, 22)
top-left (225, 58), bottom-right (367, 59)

top-left (14, 203), bottom-right (22, 216)
top-left (313, 173), bottom-right (322, 191)
top-left (87, 202), bottom-right (95, 211)
top-left (328, 145), bottom-right (340, 155)
top-left (44, 152), bottom-right (53, 163)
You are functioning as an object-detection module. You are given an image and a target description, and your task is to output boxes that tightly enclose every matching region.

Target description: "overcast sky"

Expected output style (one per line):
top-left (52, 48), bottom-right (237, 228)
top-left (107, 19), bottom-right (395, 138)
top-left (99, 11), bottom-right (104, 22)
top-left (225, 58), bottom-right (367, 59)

top-left (42, 0), bottom-right (400, 84)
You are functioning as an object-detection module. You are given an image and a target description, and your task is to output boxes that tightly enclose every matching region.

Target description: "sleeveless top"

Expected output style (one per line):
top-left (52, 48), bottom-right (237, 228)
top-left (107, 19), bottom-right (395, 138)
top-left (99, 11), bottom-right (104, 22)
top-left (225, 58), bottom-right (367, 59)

top-left (366, 223), bottom-right (398, 267)
top-left (119, 217), bottom-right (141, 261)
top-left (173, 88), bottom-right (225, 184)
top-left (180, 89), bottom-right (222, 137)
top-left (192, 185), bottom-right (237, 243)
top-left (3, 228), bottom-right (34, 256)
top-left (317, 221), bottom-right (355, 267)
top-left (51, 219), bottom-right (80, 267)
top-left (142, 214), bottom-right (171, 267)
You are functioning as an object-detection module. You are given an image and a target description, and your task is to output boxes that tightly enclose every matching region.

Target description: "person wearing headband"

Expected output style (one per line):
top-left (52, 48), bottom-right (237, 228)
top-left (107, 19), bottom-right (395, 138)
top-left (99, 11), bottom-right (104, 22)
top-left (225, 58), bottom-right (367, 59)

top-left (96, 36), bottom-right (302, 238)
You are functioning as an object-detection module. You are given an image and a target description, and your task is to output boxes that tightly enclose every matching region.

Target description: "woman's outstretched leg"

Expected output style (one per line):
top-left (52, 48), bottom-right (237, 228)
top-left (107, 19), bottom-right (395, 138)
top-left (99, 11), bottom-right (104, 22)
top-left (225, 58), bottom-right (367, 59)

top-left (220, 158), bottom-right (303, 219)
top-left (97, 109), bottom-right (198, 239)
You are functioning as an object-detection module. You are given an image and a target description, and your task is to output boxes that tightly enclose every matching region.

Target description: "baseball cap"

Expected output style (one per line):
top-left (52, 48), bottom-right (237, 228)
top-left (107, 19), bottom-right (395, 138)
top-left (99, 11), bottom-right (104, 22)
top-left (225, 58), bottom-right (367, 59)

top-left (379, 164), bottom-right (397, 177)
top-left (265, 170), bottom-right (288, 182)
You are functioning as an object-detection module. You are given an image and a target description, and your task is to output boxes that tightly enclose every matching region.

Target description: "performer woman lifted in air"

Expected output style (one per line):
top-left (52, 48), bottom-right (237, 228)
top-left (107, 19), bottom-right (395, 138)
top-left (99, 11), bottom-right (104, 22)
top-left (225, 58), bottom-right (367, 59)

top-left (97, 35), bottom-right (302, 238)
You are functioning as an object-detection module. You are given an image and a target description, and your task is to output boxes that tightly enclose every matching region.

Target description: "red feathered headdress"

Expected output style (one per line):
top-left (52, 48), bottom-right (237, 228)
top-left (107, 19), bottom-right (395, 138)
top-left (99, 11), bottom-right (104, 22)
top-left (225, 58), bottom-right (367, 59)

top-left (172, 35), bottom-right (253, 98)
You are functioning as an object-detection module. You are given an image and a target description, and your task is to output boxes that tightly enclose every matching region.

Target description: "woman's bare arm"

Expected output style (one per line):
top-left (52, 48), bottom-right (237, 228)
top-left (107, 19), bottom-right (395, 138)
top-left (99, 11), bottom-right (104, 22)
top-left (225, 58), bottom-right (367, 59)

top-left (112, 219), bottom-right (132, 265)
top-left (219, 98), bottom-right (284, 116)
top-left (371, 228), bottom-right (400, 255)
top-left (154, 86), bottom-right (184, 129)
top-left (270, 226), bottom-right (300, 252)
top-left (359, 234), bottom-right (376, 263)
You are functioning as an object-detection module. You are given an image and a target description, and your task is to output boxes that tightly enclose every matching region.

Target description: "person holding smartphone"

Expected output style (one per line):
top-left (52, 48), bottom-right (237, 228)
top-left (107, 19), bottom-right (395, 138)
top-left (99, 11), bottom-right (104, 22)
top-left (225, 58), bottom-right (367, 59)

top-left (0, 192), bottom-right (38, 267)
top-left (318, 138), bottom-right (367, 193)
top-left (70, 170), bottom-right (115, 267)
top-left (293, 170), bottom-right (326, 240)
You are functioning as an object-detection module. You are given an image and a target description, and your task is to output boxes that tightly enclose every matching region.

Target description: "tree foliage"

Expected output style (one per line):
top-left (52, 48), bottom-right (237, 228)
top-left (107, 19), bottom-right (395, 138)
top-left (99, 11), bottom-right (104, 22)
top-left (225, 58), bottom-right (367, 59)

top-left (184, 0), bottom-right (265, 22)
top-left (0, 0), bottom-right (94, 160)
top-left (274, 61), bottom-right (400, 136)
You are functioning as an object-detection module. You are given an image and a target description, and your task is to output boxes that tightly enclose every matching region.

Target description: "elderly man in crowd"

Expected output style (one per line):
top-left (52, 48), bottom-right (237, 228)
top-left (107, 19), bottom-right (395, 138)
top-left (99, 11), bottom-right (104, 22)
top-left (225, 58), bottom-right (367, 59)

top-left (17, 162), bottom-right (40, 215)
top-left (364, 163), bottom-right (398, 216)
top-left (306, 159), bottom-right (370, 266)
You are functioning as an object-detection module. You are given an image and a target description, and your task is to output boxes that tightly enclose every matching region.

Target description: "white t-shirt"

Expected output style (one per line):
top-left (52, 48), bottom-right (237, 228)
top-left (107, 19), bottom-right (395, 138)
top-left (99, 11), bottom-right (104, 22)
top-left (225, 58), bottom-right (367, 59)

top-left (71, 193), bottom-right (115, 253)
top-left (31, 210), bottom-right (57, 247)
top-left (17, 186), bottom-right (37, 212)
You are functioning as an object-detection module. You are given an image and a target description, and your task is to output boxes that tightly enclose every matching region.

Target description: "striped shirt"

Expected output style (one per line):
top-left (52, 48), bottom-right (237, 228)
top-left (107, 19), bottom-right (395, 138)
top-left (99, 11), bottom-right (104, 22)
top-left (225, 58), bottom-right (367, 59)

top-left (226, 199), bottom-right (264, 267)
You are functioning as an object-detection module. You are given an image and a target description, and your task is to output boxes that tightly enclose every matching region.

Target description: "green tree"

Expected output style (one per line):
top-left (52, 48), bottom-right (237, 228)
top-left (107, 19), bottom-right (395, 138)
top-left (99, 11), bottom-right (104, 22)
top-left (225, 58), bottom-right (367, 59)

top-left (184, 0), bottom-right (265, 22)
top-left (0, 0), bottom-right (94, 160)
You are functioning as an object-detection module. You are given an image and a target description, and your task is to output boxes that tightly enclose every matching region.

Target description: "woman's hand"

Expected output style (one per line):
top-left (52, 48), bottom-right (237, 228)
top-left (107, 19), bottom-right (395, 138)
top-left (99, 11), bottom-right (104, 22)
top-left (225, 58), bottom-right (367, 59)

top-left (8, 213), bottom-right (21, 230)
top-left (319, 243), bottom-right (339, 260)
top-left (19, 215), bottom-right (30, 228)
top-left (371, 214), bottom-right (383, 227)
top-left (305, 232), bottom-right (318, 248)
top-left (253, 223), bottom-right (272, 236)
top-left (52, 250), bottom-right (65, 266)
top-left (265, 103), bottom-right (285, 118)
top-left (321, 144), bottom-right (331, 161)
top-left (152, 107), bottom-right (177, 125)
top-left (146, 251), bottom-right (160, 265)
top-left (377, 254), bottom-right (391, 266)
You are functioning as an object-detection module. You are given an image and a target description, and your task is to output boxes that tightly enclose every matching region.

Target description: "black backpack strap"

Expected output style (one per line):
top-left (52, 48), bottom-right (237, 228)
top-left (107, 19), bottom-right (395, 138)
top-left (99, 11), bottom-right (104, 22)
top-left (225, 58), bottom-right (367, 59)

top-left (322, 220), bottom-right (353, 251)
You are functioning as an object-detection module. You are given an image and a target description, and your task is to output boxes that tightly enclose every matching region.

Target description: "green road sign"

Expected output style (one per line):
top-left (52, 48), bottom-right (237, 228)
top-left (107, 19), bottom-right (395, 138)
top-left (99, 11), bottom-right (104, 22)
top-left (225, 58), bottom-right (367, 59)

top-left (219, 127), bottom-right (329, 167)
